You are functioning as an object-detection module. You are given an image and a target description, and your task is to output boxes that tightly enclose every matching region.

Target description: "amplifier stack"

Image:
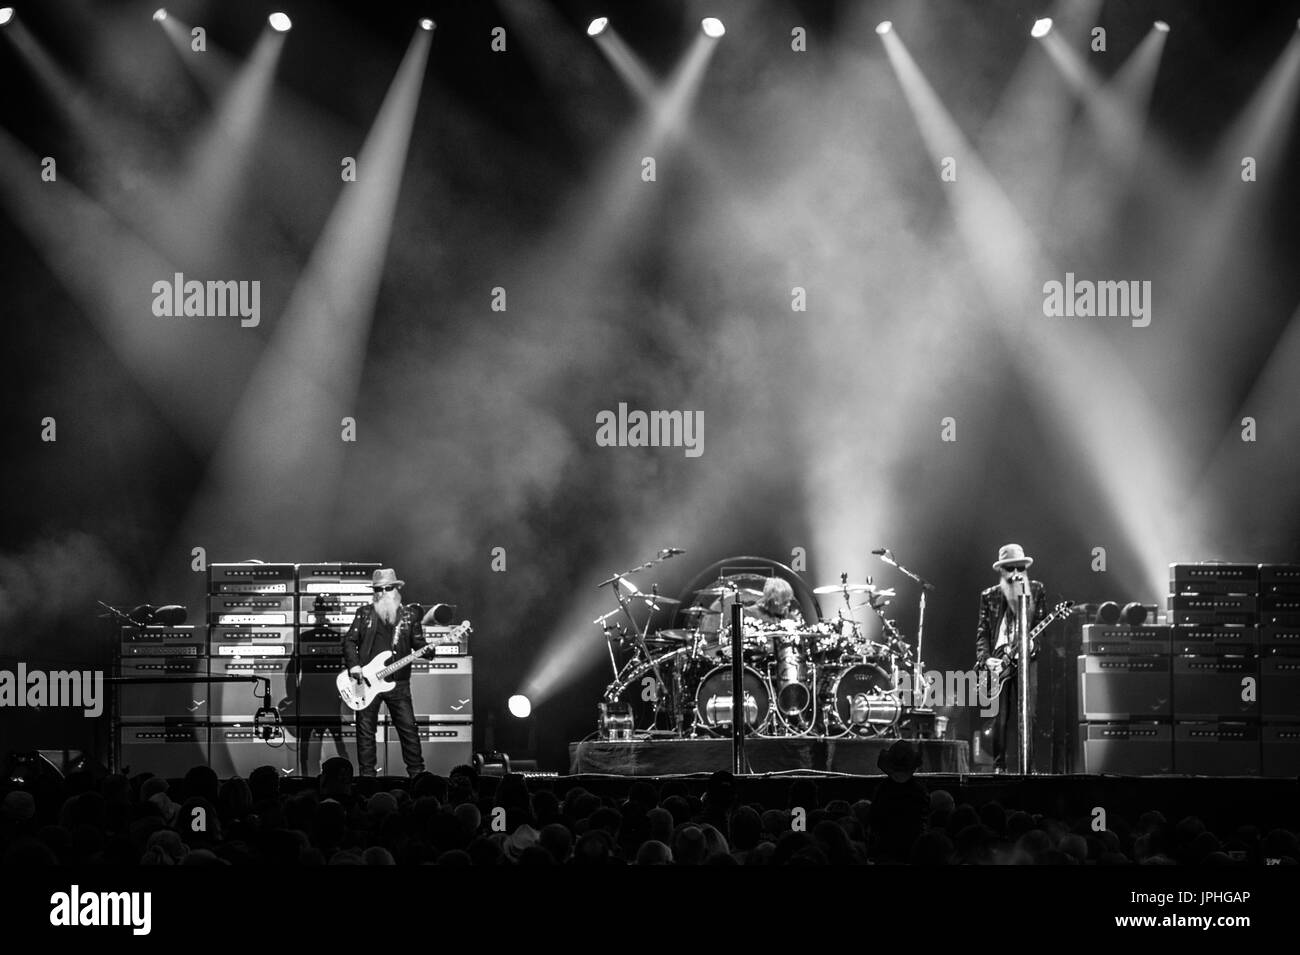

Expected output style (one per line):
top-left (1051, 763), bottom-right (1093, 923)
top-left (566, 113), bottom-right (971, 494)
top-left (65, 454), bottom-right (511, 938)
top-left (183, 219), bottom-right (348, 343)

top-left (1077, 562), bottom-right (1300, 776)
top-left (116, 561), bottom-right (473, 779)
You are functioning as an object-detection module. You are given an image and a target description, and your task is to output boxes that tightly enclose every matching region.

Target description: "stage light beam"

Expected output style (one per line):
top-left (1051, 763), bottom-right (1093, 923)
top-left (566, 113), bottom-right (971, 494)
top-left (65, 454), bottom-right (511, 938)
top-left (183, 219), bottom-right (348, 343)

top-left (508, 695), bottom-right (532, 718)
top-left (0, 8), bottom-right (14, 27)
top-left (268, 12), bottom-right (291, 33)
top-left (419, 18), bottom-right (434, 32)
top-left (1031, 18), bottom-right (1053, 38)
top-left (152, 8), bottom-right (166, 23)
top-left (587, 17), bottom-right (608, 38)
top-left (701, 17), bottom-right (725, 39)
top-left (1153, 20), bottom-right (1170, 33)
top-left (875, 21), bottom-right (892, 36)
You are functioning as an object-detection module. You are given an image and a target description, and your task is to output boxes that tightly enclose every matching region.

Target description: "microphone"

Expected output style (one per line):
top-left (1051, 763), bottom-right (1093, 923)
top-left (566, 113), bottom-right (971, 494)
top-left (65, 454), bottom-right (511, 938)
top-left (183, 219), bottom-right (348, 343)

top-left (253, 678), bottom-right (282, 741)
top-left (871, 549), bottom-right (889, 556)
top-left (659, 548), bottom-right (685, 557)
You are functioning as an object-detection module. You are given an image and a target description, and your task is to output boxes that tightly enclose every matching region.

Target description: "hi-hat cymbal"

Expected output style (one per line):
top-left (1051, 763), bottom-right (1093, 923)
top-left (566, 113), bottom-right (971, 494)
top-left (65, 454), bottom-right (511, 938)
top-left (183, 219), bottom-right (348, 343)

top-left (655, 629), bottom-right (696, 643)
top-left (812, 582), bottom-right (896, 596)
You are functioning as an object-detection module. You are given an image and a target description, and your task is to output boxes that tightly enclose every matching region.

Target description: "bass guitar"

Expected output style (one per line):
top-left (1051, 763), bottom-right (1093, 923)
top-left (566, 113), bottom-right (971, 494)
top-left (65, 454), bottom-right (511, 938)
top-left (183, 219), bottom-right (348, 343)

top-left (337, 621), bottom-right (472, 711)
top-left (985, 601), bottom-right (1073, 700)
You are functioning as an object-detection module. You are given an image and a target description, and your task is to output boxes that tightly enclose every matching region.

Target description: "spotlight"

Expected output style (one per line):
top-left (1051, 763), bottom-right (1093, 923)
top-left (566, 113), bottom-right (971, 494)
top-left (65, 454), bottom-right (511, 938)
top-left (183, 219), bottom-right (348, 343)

top-left (587, 17), bottom-right (608, 37)
top-left (701, 17), bottom-right (725, 38)
top-left (1030, 17), bottom-right (1053, 38)
top-left (152, 8), bottom-right (167, 22)
top-left (1122, 602), bottom-right (1148, 626)
top-left (508, 695), bottom-right (532, 719)
top-left (1095, 600), bottom-right (1121, 625)
top-left (268, 12), bottom-right (292, 33)
top-left (875, 21), bottom-right (893, 36)
top-left (419, 18), bottom-right (434, 31)
top-left (0, 7), bottom-right (14, 27)
top-left (1153, 20), bottom-right (1170, 33)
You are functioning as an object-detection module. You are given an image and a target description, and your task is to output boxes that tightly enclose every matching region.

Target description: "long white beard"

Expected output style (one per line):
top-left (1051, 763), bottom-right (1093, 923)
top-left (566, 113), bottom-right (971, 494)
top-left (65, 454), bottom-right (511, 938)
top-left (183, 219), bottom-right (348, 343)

top-left (1000, 580), bottom-right (1035, 619)
top-left (376, 597), bottom-right (400, 626)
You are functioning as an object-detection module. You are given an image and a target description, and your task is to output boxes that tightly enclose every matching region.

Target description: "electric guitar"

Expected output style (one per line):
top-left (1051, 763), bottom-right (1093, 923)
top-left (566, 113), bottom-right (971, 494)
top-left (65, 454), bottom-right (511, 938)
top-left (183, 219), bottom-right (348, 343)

top-left (985, 601), bottom-right (1073, 699)
top-left (337, 621), bottom-right (472, 711)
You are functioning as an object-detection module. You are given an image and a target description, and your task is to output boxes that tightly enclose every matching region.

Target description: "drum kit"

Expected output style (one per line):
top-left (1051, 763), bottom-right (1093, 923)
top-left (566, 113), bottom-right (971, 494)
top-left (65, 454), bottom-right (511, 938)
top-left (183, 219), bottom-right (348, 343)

top-left (595, 556), bottom-right (930, 741)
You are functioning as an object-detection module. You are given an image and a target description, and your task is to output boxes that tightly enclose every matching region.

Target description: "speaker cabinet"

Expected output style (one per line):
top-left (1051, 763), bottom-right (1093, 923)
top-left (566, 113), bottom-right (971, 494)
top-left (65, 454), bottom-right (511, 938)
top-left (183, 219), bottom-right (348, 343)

top-left (383, 723), bottom-right (473, 776)
top-left (1078, 655), bottom-right (1171, 720)
top-left (1172, 722), bottom-right (1260, 776)
top-left (209, 656), bottom-right (293, 723)
top-left (118, 724), bottom-right (209, 778)
top-left (117, 657), bottom-right (209, 723)
top-left (1078, 722), bottom-right (1172, 774)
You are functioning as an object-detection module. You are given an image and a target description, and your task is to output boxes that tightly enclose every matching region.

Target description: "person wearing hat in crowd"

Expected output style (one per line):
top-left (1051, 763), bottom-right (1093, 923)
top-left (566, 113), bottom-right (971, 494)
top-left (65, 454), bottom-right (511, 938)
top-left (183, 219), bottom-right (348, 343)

top-left (975, 544), bottom-right (1047, 773)
top-left (343, 569), bottom-right (428, 777)
top-left (870, 740), bottom-right (929, 863)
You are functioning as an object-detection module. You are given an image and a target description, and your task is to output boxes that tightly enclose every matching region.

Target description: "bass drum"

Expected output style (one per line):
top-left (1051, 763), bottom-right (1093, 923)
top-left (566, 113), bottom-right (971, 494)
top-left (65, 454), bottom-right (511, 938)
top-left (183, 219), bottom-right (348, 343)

top-left (824, 663), bottom-right (902, 734)
top-left (603, 648), bottom-right (689, 733)
top-left (695, 665), bottom-right (770, 731)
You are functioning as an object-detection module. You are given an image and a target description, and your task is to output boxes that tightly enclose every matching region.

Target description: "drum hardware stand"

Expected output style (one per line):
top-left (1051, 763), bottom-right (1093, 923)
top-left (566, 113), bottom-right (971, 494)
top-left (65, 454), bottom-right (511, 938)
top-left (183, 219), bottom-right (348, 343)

top-left (596, 551), bottom-right (684, 732)
top-left (730, 601), bottom-right (748, 773)
top-left (875, 550), bottom-right (937, 711)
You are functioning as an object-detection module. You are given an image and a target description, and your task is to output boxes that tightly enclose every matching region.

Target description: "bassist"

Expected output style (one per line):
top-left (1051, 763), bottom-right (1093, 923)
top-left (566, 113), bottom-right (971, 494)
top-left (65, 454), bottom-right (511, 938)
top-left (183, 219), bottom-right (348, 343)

top-left (343, 568), bottom-right (427, 778)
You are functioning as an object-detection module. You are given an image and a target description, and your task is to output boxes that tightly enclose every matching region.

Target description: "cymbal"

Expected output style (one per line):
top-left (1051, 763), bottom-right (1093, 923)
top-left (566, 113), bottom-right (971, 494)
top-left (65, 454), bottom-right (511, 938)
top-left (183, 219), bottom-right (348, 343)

top-left (812, 582), bottom-right (896, 596)
top-left (655, 629), bottom-right (696, 643)
top-left (679, 606), bottom-right (709, 616)
top-left (696, 586), bottom-right (762, 599)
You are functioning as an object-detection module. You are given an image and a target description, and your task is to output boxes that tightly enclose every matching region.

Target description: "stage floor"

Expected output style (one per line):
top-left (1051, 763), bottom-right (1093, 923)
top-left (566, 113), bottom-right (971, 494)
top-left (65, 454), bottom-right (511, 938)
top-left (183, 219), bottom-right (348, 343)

top-left (569, 737), bottom-right (970, 776)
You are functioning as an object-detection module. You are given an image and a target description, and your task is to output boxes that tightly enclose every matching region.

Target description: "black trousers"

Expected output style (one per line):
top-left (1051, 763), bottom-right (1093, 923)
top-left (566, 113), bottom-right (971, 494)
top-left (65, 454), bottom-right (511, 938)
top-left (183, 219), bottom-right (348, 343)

top-left (356, 681), bottom-right (424, 777)
top-left (991, 663), bottom-right (1037, 772)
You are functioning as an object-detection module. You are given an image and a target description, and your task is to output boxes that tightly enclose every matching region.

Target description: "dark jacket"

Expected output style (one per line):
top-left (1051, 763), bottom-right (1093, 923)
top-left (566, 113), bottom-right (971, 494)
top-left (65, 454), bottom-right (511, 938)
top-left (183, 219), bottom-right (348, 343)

top-left (975, 580), bottom-right (1047, 668)
top-left (342, 605), bottom-right (426, 682)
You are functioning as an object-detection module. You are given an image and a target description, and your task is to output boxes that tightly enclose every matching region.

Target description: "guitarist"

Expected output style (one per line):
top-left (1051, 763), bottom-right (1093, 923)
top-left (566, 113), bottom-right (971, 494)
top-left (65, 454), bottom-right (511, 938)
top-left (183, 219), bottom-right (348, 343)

top-left (974, 544), bottom-right (1046, 773)
top-left (343, 568), bottom-right (427, 778)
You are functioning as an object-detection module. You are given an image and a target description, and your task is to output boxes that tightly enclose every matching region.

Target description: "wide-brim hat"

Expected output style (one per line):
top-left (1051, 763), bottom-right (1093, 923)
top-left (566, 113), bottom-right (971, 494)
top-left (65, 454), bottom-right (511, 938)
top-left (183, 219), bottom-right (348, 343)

top-left (877, 739), bottom-right (923, 775)
top-left (992, 544), bottom-right (1033, 571)
top-left (372, 568), bottom-right (405, 590)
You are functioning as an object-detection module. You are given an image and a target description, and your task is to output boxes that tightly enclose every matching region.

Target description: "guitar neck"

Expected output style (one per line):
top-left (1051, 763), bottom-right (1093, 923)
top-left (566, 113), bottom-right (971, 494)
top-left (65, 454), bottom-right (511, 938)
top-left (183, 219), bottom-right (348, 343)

top-left (1000, 603), bottom-right (1072, 662)
top-left (374, 622), bottom-right (469, 679)
top-left (376, 642), bottom-right (436, 680)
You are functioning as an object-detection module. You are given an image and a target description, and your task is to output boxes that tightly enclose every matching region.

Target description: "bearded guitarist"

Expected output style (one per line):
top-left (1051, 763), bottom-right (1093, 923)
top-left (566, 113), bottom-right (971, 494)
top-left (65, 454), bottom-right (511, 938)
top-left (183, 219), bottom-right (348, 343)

top-left (974, 545), bottom-right (1046, 773)
top-left (343, 568), bottom-right (428, 778)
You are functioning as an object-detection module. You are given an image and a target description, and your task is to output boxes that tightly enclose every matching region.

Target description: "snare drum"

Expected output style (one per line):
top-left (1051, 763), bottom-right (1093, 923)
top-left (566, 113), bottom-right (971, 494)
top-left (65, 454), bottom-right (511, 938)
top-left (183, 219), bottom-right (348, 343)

top-left (716, 624), bottom-right (774, 664)
top-left (695, 665), bottom-right (771, 730)
top-left (824, 663), bottom-right (901, 734)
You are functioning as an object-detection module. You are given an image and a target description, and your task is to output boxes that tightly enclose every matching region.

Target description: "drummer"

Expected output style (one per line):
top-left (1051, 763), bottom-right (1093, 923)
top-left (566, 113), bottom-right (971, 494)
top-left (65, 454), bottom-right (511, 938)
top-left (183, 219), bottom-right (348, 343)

top-left (745, 577), bottom-right (805, 631)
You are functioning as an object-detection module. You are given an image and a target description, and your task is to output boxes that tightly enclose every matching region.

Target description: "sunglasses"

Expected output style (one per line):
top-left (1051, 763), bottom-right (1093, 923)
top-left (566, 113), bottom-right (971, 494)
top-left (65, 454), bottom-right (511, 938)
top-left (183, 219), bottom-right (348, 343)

top-left (373, 585), bottom-right (399, 594)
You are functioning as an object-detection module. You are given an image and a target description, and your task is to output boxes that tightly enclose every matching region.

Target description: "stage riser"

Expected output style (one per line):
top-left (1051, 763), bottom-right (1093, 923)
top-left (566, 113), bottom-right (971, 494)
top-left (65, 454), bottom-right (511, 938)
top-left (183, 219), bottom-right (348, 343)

top-left (569, 738), bottom-right (968, 776)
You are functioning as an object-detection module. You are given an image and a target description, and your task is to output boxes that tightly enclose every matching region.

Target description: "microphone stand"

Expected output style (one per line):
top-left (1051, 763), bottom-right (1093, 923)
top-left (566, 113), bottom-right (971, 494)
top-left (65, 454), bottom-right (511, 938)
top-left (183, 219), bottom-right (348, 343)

top-left (1015, 577), bottom-right (1032, 775)
top-left (875, 552), bottom-right (936, 709)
